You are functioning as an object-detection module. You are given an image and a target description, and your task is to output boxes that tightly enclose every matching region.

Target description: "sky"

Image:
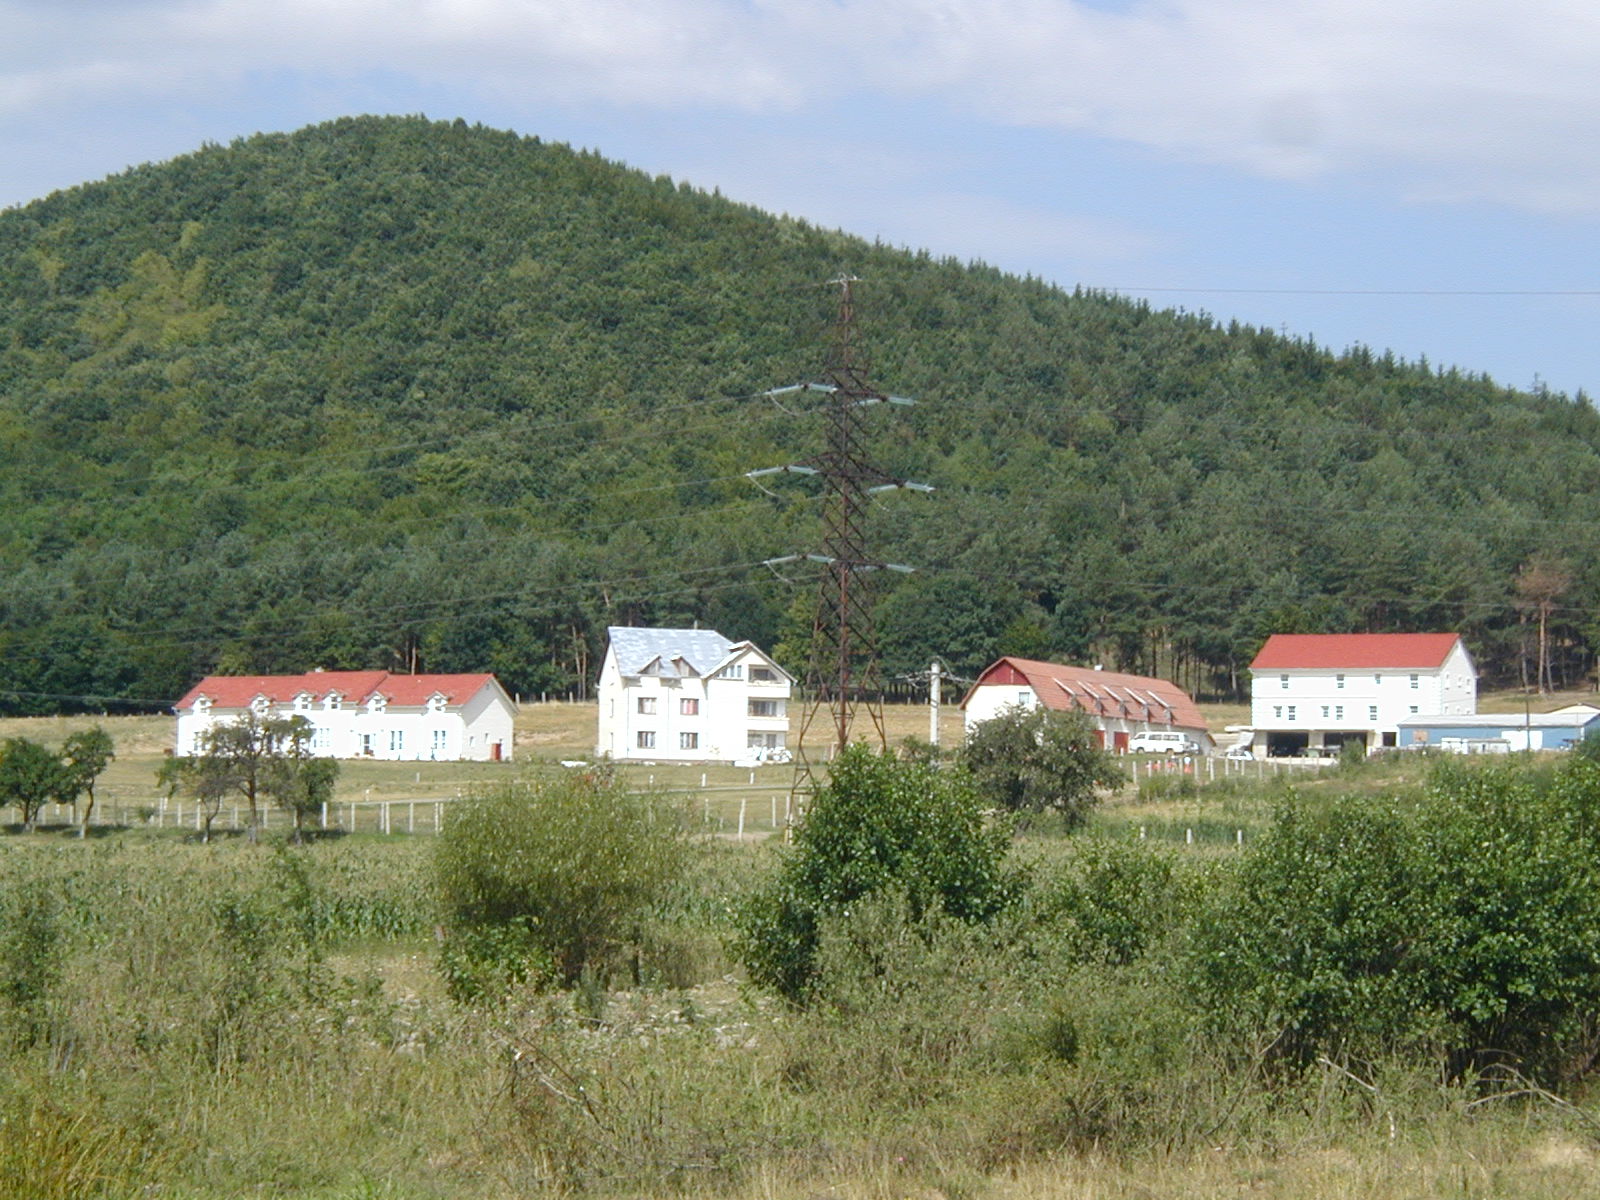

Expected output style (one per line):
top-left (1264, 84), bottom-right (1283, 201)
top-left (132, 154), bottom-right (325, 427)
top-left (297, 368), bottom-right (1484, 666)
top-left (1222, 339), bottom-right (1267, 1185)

top-left (5, 0), bottom-right (1600, 398)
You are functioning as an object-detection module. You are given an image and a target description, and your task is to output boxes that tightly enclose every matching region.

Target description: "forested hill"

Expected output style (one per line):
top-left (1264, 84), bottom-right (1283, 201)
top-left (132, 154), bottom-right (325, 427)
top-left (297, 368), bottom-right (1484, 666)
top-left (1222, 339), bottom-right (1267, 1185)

top-left (2, 114), bottom-right (1598, 713)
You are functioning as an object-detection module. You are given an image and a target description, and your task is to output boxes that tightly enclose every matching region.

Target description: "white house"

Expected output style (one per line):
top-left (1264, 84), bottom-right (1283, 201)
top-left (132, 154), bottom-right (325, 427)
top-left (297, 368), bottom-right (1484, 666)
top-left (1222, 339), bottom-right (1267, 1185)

top-left (961, 657), bottom-right (1212, 753)
top-left (595, 627), bottom-right (792, 762)
top-left (175, 670), bottom-right (517, 762)
top-left (1246, 633), bottom-right (1476, 757)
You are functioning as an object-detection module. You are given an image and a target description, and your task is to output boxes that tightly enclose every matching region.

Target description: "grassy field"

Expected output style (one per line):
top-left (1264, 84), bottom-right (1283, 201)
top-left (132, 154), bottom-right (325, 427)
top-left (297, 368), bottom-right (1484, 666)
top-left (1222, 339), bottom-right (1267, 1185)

top-left (0, 707), bottom-right (1595, 1197)
top-left (0, 751), bottom-right (1590, 1199)
top-left (6, 686), bottom-right (1589, 837)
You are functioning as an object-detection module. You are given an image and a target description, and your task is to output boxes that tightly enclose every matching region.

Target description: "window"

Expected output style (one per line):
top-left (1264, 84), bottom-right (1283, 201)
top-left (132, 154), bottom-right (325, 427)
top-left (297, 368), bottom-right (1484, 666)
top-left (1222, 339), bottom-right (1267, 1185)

top-left (750, 667), bottom-right (776, 683)
top-left (1286, 706), bottom-right (1297, 721)
top-left (326, 695), bottom-right (342, 711)
top-left (720, 665), bottom-right (744, 680)
top-left (679, 697), bottom-right (699, 716)
top-left (312, 727), bottom-right (330, 751)
top-left (1335, 706), bottom-right (1344, 720)
top-left (748, 732), bottom-right (784, 749)
top-left (1336, 674), bottom-right (1345, 689)
top-left (749, 700), bottom-right (779, 718)
top-left (1409, 706), bottom-right (1419, 715)
top-left (1280, 674), bottom-right (1289, 689)
top-left (679, 732), bottom-right (698, 750)
top-left (390, 730), bottom-right (404, 752)
top-left (432, 729), bottom-right (447, 753)
top-left (1369, 705), bottom-right (1378, 721)
top-left (1410, 674), bottom-right (1419, 689)
top-left (1273, 705), bottom-right (1282, 719)
top-left (1321, 705), bottom-right (1329, 719)
top-left (1375, 674), bottom-right (1382, 684)
top-left (293, 693), bottom-right (312, 712)
top-left (636, 731), bottom-right (655, 749)
top-left (637, 696), bottom-right (656, 715)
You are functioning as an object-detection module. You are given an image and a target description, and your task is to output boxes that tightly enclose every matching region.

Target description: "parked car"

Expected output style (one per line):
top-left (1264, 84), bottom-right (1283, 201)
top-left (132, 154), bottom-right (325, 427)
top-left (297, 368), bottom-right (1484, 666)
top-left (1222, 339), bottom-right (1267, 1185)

top-left (1127, 730), bottom-right (1201, 755)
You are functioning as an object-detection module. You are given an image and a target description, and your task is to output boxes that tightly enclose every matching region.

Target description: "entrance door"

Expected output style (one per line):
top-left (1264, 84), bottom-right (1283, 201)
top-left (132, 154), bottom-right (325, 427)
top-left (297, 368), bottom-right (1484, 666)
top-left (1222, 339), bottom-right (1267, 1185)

top-left (1113, 730), bottom-right (1129, 753)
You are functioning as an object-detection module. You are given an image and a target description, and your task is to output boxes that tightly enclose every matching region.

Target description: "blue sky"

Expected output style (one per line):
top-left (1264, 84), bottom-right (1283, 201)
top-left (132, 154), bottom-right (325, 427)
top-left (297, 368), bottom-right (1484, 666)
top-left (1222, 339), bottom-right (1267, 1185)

top-left (5, 0), bottom-right (1599, 397)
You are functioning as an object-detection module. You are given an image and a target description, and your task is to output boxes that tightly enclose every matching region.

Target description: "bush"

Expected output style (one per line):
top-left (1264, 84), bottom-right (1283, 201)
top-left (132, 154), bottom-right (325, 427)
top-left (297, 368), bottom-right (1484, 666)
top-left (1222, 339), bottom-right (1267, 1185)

top-left (959, 706), bottom-right (1124, 826)
top-left (1189, 757), bottom-right (1600, 1081)
top-left (1027, 839), bottom-right (1184, 967)
top-left (735, 745), bottom-right (1019, 1001)
top-left (433, 772), bottom-right (687, 1003)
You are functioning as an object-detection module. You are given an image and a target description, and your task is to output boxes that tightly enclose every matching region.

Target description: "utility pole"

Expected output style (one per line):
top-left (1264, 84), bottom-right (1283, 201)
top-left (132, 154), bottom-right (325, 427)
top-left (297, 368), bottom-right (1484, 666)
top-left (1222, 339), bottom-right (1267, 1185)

top-left (748, 277), bottom-right (931, 791)
top-left (896, 659), bottom-right (976, 748)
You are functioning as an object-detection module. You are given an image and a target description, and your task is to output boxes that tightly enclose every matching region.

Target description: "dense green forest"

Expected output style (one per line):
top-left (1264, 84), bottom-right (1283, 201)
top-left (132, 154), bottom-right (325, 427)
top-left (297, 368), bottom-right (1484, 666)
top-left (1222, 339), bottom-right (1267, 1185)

top-left (2, 114), bottom-right (1599, 714)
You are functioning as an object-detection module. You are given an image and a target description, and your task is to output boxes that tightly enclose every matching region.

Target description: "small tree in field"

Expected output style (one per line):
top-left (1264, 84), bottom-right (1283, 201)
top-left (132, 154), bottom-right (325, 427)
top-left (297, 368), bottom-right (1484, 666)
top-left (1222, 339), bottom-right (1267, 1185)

top-left (156, 754), bottom-right (236, 842)
top-left (959, 705), bottom-right (1124, 827)
top-left (199, 714), bottom-right (309, 842)
top-left (0, 738), bottom-right (65, 832)
top-left (266, 752), bottom-right (339, 843)
top-left (58, 727), bottom-right (115, 838)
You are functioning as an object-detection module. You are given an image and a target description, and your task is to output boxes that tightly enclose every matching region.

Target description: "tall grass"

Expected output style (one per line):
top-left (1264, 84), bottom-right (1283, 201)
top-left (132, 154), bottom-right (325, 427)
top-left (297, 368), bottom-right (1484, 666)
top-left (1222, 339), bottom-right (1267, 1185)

top-left (0, 759), bottom-right (1591, 1197)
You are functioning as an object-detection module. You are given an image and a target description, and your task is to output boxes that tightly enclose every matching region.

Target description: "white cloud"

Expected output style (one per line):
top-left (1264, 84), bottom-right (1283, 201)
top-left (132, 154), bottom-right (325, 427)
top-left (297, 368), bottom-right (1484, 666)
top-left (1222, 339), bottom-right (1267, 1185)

top-left (5, 0), bottom-right (1600, 212)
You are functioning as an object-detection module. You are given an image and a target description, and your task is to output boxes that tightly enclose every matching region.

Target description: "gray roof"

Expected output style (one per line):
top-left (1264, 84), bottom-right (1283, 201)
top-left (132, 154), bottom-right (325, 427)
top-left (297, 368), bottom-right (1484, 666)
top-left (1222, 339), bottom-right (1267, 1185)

top-left (1397, 711), bottom-right (1600, 729)
top-left (607, 627), bottom-right (736, 678)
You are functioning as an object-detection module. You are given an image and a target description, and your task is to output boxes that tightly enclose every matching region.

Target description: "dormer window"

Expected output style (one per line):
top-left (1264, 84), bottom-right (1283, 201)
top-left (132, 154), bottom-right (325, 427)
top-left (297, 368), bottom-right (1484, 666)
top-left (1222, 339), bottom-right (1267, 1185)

top-left (194, 696), bottom-right (212, 713)
top-left (250, 696), bottom-right (270, 715)
top-left (293, 692), bottom-right (313, 712)
top-left (369, 695), bottom-right (387, 713)
top-left (427, 694), bottom-right (447, 712)
top-left (325, 694), bottom-right (343, 711)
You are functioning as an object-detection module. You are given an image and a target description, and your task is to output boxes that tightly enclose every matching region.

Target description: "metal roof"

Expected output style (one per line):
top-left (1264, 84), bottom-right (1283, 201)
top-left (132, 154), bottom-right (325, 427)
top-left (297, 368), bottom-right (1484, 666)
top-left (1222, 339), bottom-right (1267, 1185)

top-left (607, 627), bottom-right (737, 678)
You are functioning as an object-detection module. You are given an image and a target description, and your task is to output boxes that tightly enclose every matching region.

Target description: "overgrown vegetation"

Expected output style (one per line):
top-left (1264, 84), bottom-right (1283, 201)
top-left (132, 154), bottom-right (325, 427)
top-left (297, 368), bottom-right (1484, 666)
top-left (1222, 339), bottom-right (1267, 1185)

top-left (433, 769), bottom-right (689, 1001)
top-left (0, 752), bottom-right (1594, 1196)
top-left (734, 745), bottom-right (1017, 1000)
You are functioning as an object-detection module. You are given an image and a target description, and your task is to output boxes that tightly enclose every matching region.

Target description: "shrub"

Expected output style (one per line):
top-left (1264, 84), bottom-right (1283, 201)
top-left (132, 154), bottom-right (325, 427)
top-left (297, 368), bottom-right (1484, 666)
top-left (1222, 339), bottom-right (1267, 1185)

top-left (734, 745), bottom-right (1019, 1001)
top-left (1189, 758), bottom-right (1600, 1081)
top-left (959, 705), bottom-right (1124, 826)
top-left (1028, 838), bottom-right (1183, 967)
top-left (433, 772), bottom-right (687, 1003)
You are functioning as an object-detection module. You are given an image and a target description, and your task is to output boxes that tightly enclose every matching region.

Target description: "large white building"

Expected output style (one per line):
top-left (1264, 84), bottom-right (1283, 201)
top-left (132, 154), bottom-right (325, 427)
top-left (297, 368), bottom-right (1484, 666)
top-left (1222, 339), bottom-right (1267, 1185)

top-left (595, 627), bottom-right (792, 762)
top-left (961, 657), bottom-right (1212, 753)
top-left (175, 670), bottom-right (517, 762)
top-left (1246, 633), bottom-right (1476, 757)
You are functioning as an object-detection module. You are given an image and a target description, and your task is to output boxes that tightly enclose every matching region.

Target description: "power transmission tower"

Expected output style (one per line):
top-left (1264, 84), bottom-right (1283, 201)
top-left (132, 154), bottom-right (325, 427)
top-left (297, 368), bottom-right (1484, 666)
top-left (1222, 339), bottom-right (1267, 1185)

top-left (747, 277), bottom-right (931, 791)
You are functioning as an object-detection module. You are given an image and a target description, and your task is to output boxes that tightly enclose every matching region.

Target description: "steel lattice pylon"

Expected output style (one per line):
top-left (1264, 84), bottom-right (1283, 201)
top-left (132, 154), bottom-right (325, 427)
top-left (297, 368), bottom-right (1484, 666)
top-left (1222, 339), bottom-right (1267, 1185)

top-left (747, 277), bottom-right (931, 799)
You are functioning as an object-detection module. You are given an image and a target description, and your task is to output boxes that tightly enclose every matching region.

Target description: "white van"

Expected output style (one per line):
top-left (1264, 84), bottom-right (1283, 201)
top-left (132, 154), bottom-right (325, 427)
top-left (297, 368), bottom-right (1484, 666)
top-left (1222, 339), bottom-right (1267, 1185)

top-left (1127, 730), bottom-right (1200, 754)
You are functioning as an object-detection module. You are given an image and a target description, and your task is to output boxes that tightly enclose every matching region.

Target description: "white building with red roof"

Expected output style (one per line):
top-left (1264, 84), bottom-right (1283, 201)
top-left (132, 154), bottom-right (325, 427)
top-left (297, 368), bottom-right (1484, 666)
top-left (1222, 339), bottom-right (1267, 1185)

top-left (175, 670), bottom-right (517, 762)
top-left (961, 657), bottom-right (1212, 754)
top-left (1247, 633), bottom-right (1475, 757)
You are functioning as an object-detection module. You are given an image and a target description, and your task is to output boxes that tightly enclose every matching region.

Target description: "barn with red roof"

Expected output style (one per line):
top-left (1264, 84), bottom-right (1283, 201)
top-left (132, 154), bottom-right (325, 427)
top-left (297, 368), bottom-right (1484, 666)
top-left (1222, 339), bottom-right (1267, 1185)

top-left (174, 670), bottom-right (516, 762)
top-left (1246, 633), bottom-right (1476, 758)
top-left (960, 657), bottom-right (1212, 754)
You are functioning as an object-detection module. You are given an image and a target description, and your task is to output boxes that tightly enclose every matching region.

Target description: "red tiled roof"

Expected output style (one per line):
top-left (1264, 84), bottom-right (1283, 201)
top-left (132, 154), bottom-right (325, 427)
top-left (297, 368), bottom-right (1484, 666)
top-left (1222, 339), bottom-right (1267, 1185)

top-left (961, 657), bottom-right (1208, 733)
top-left (176, 671), bottom-right (499, 711)
top-left (1249, 633), bottom-right (1463, 671)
